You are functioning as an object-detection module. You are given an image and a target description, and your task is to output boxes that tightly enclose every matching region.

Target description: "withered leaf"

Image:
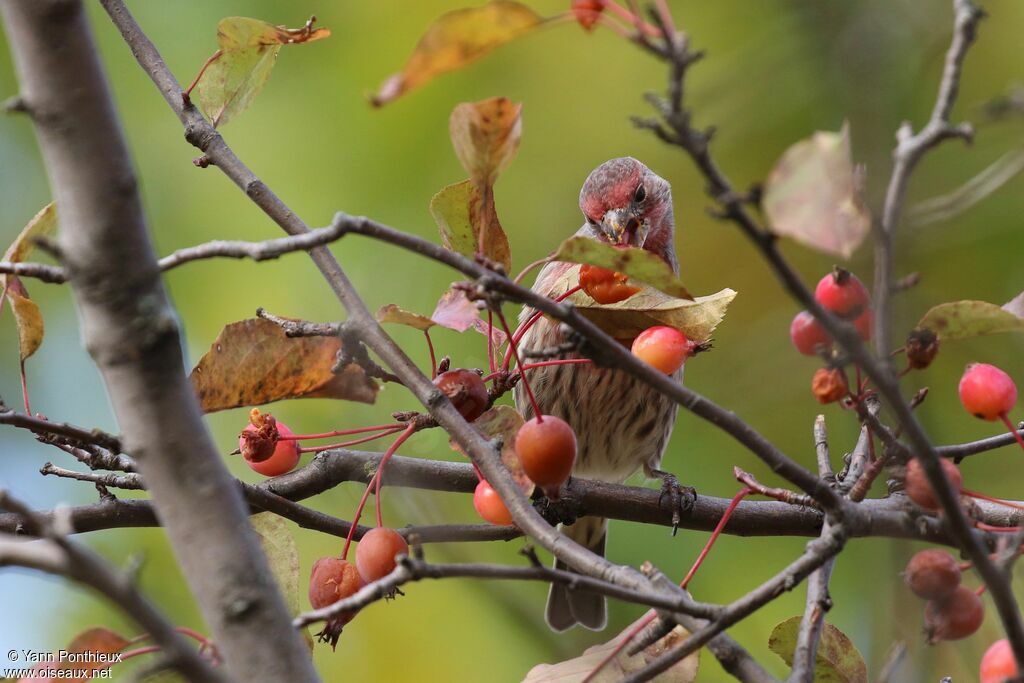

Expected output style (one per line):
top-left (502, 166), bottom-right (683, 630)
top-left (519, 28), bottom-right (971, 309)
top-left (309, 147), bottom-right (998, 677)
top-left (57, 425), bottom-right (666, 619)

top-left (189, 318), bottom-right (378, 412)
top-left (769, 616), bottom-right (867, 683)
top-left (763, 122), bottom-right (870, 259)
top-left (376, 303), bottom-right (436, 331)
top-left (450, 97), bottom-right (523, 187)
top-left (2, 202), bottom-right (56, 362)
top-left (371, 1), bottom-right (544, 106)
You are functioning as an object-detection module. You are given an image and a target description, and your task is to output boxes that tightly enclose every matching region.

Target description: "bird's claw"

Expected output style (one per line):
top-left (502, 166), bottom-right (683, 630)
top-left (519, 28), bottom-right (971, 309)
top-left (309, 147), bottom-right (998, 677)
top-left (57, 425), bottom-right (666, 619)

top-left (649, 469), bottom-right (695, 536)
top-left (532, 489), bottom-right (582, 526)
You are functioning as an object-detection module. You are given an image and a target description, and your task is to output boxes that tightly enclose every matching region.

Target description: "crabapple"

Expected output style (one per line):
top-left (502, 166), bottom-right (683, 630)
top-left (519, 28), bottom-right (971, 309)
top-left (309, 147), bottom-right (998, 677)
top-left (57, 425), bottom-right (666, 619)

top-left (571, 0), bottom-right (604, 30)
top-left (981, 639), bottom-right (1018, 683)
top-left (631, 326), bottom-right (694, 374)
top-left (579, 264), bottom-right (640, 304)
top-left (811, 367), bottom-right (848, 404)
top-left (959, 363), bottom-right (1017, 421)
top-left (355, 527), bottom-right (409, 583)
top-left (790, 311), bottom-right (831, 355)
top-left (904, 549), bottom-right (961, 600)
top-left (473, 480), bottom-right (513, 525)
top-left (853, 308), bottom-right (873, 341)
top-left (814, 269), bottom-right (870, 317)
top-left (924, 584), bottom-right (984, 642)
top-left (239, 410), bottom-right (300, 477)
top-left (904, 457), bottom-right (962, 511)
top-left (515, 415), bottom-right (577, 497)
top-left (308, 556), bottom-right (362, 648)
top-left (433, 369), bottom-right (489, 422)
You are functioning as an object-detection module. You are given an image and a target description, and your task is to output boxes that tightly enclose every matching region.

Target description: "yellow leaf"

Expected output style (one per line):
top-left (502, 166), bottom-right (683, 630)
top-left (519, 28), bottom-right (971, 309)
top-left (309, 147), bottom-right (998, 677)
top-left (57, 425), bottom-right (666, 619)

top-left (2, 203), bottom-right (56, 362)
top-left (371, 1), bottom-right (544, 106)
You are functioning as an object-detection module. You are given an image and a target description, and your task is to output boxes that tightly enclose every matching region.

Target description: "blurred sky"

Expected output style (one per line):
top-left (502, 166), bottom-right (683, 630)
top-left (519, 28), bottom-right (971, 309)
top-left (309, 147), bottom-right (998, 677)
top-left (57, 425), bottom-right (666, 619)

top-left (1, 1), bottom-right (1023, 681)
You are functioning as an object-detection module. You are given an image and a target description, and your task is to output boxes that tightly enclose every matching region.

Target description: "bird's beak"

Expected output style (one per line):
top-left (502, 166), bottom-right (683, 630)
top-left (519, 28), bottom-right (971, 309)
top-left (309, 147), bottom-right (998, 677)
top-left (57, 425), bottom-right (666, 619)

top-left (601, 208), bottom-right (648, 248)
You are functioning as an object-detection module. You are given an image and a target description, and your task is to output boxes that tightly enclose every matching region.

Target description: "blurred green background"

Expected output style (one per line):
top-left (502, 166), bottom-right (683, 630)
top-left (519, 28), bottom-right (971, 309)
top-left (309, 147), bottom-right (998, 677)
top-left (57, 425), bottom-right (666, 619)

top-left (1, 1), bottom-right (1023, 680)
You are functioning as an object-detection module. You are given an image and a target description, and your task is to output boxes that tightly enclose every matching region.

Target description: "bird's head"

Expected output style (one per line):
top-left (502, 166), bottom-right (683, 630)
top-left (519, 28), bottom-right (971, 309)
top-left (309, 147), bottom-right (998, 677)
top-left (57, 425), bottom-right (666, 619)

top-left (578, 157), bottom-right (676, 266)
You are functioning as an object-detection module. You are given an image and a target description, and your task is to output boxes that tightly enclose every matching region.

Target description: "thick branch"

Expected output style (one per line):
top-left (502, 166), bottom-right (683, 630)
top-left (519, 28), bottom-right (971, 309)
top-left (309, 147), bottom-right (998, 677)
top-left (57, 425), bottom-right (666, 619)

top-left (0, 2), bottom-right (318, 679)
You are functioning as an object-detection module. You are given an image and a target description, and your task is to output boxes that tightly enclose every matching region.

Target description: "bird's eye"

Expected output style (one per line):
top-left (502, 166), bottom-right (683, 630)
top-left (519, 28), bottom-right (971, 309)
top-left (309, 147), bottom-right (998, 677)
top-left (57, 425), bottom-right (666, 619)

top-left (634, 184), bottom-right (647, 203)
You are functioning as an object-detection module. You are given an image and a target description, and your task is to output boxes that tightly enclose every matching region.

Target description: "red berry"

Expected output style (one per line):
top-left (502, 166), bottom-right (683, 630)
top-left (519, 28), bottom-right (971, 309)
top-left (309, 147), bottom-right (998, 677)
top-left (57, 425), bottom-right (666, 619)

top-left (853, 308), bottom-right (873, 341)
top-left (814, 269), bottom-right (870, 317)
top-left (515, 415), bottom-right (577, 497)
top-left (239, 410), bottom-right (300, 477)
top-left (904, 549), bottom-right (961, 600)
top-left (904, 458), bottom-right (962, 511)
top-left (959, 363), bottom-right (1018, 421)
top-left (571, 0), bottom-right (604, 31)
top-left (308, 557), bottom-right (362, 649)
top-left (631, 326), bottom-right (694, 374)
top-left (433, 369), bottom-right (489, 422)
top-left (925, 584), bottom-right (984, 643)
top-left (579, 264), bottom-right (641, 304)
top-left (473, 480), bottom-right (513, 525)
top-left (811, 367), bottom-right (848, 404)
top-left (355, 527), bottom-right (409, 583)
top-left (790, 311), bottom-right (832, 355)
top-left (981, 639), bottom-right (1019, 683)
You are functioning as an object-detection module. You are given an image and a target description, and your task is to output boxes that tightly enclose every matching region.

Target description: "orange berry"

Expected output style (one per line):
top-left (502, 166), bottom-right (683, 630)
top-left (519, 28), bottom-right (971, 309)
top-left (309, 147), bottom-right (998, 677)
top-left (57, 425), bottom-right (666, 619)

top-left (515, 415), bottom-right (577, 497)
top-left (355, 527), bottom-right (409, 583)
top-left (579, 264), bottom-right (641, 304)
top-left (631, 326), bottom-right (693, 374)
top-left (473, 480), bottom-right (513, 525)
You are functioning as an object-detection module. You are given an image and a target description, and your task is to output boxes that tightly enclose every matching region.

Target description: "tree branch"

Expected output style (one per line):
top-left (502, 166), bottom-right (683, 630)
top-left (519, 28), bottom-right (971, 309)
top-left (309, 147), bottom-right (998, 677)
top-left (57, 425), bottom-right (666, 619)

top-left (0, 2), bottom-right (319, 679)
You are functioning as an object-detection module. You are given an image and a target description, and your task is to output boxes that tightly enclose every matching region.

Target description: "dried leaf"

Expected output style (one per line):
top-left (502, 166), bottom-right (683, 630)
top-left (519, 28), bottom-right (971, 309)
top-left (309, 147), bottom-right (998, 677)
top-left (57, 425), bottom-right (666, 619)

top-left (371, 2), bottom-right (544, 106)
top-left (553, 236), bottom-right (693, 300)
top-left (251, 513), bottom-right (313, 650)
top-left (768, 616), bottom-right (867, 683)
top-left (19, 628), bottom-right (132, 681)
top-left (763, 122), bottom-right (870, 259)
top-left (451, 405), bottom-right (533, 495)
top-left (524, 614), bottom-right (699, 682)
top-left (6, 278), bottom-right (43, 362)
top-left (545, 264), bottom-right (734, 342)
top-left (430, 179), bottom-right (512, 272)
top-left (194, 17), bottom-right (330, 127)
top-left (450, 97), bottom-right (523, 187)
top-left (376, 303), bottom-right (436, 331)
top-left (2, 203), bottom-right (56, 362)
top-left (189, 318), bottom-right (378, 412)
top-left (917, 300), bottom-right (1024, 340)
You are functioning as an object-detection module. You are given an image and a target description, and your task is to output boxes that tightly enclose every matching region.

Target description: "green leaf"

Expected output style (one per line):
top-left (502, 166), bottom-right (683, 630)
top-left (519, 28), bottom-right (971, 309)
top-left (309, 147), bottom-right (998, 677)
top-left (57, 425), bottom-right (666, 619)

top-left (553, 235), bottom-right (693, 300)
top-left (251, 513), bottom-right (313, 651)
top-left (430, 179), bottom-right (511, 272)
top-left (768, 616), bottom-right (867, 683)
top-left (917, 300), bottom-right (1024, 340)
top-left (193, 17), bottom-right (330, 127)
top-left (371, 1), bottom-right (544, 106)
top-left (763, 122), bottom-right (870, 259)
top-left (2, 202), bottom-right (56, 362)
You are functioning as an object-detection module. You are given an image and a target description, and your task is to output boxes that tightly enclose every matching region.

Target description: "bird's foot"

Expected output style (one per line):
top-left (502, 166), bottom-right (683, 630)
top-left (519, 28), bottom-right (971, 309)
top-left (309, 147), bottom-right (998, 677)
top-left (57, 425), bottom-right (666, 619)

top-left (532, 487), bottom-right (583, 527)
top-left (648, 468), bottom-right (696, 536)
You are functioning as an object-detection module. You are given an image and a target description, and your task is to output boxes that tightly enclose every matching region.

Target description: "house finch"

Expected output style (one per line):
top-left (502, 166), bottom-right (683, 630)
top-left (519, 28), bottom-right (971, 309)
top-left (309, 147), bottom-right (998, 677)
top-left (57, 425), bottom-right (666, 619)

top-left (514, 157), bottom-right (680, 630)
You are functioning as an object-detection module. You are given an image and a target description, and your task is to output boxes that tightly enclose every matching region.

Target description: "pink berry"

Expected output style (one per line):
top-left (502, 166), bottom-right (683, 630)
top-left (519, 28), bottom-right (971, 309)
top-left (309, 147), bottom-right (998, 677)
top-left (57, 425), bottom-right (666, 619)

top-left (631, 326), bottom-right (694, 374)
top-left (473, 480), bottom-right (513, 525)
top-left (814, 269), bottom-right (870, 318)
top-left (853, 308), bottom-right (873, 341)
top-left (355, 527), bottom-right (409, 582)
top-left (790, 311), bottom-right (831, 355)
top-left (981, 639), bottom-right (1019, 683)
top-left (959, 363), bottom-right (1017, 421)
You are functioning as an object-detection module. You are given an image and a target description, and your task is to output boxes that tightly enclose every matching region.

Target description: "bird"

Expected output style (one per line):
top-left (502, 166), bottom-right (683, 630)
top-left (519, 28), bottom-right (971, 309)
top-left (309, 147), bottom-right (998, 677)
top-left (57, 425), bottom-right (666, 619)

top-left (513, 157), bottom-right (681, 631)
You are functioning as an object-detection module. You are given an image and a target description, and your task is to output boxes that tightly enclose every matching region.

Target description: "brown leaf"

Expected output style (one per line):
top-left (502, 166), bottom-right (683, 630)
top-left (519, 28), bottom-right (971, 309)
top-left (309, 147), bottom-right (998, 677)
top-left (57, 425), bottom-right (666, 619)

top-left (370, 2), bottom-right (544, 106)
top-left (450, 97), bottom-right (523, 187)
top-left (21, 627), bottom-right (132, 682)
top-left (189, 318), bottom-right (378, 412)
top-left (2, 203), bottom-right (56, 362)
top-left (430, 179), bottom-right (512, 273)
top-left (763, 122), bottom-right (870, 259)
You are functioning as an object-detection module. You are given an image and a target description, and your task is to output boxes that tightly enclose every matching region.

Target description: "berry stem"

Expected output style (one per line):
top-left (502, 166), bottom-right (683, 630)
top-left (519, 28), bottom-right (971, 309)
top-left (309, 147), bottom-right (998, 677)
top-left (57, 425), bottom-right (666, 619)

top-left (512, 255), bottom-right (553, 285)
top-left (184, 49), bottom-right (223, 98)
top-left (487, 309), bottom-right (496, 373)
top-left (963, 488), bottom-right (1024, 512)
top-left (281, 424), bottom-right (403, 441)
top-left (519, 358), bottom-right (593, 373)
top-left (374, 424), bottom-right (417, 528)
top-left (298, 427), bottom-right (405, 454)
top-left (495, 308), bottom-right (542, 420)
top-left (424, 329), bottom-right (437, 379)
top-left (120, 645), bottom-right (163, 661)
top-left (603, 0), bottom-right (663, 36)
top-left (999, 413), bottom-right (1024, 452)
top-left (681, 487), bottom-right (752, 590)
top-left (19, 359), bottom-right (30, 414)
top-left (975, 522), bottom-right (1021, 533)
top-left (502, 285), bottom-right (581, 370)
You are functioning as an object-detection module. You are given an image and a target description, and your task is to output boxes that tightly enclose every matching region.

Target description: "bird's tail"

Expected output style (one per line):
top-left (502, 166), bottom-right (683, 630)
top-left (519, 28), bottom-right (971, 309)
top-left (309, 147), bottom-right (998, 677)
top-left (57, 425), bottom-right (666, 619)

top-left (546, 516), bottom-right (608, 631)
